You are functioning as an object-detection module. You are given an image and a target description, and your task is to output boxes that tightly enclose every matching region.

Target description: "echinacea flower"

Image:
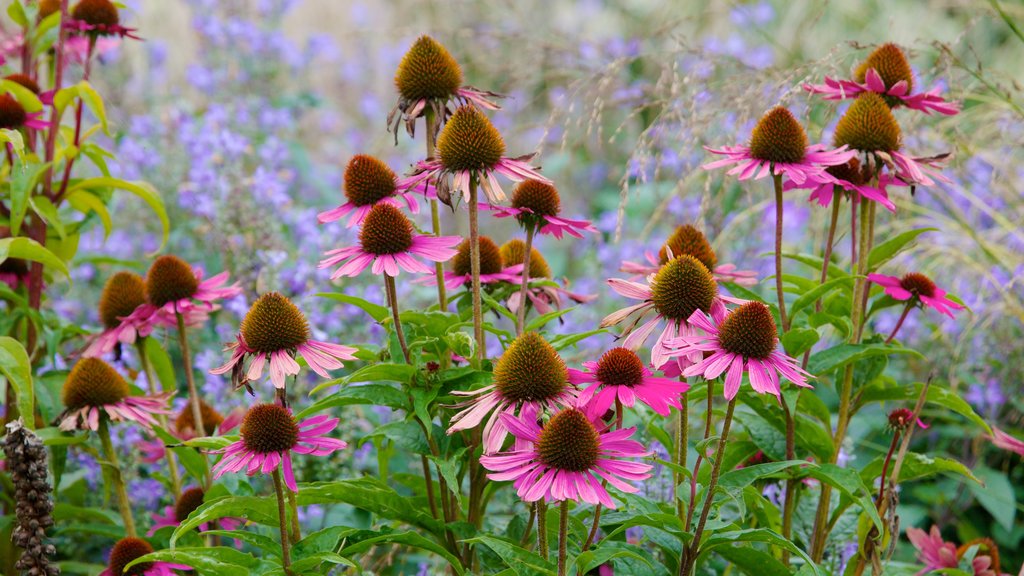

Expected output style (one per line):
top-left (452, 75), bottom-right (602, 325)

top-left (867, 272), bottom-right (964, 318)
top-left (988, 428), bottom-right (1024, 457)
top-left (479, 403), bottom-right (653, 508)
top-left (212, 403), bottom-right (347, 492)
top-left (388, 35), bottom-right (500, 141)
top-left (887, 407), bottom-right (928, 432)
top-left (141, 255), bottom-right (242, 326)
top-left (82, 271), bottom-right (148, 358)
top-left (667, 302), bottom-right (813, 400)
top-left (318, 203), bottom-right (461, 278)
top-left (570, 347), bottom-right (689, 417)
top-left (58, 358), bottom-right (171, 431)
top-left (487, 180), bottom-right (597, 239)
top-left (0, 92), bottom-right (47, 131)
top-left (907, 526), bottom-right (959, 575)
top-left (832, 92), bottom-right (949, 187)
top-left (210, 292), bottom-right (358, 391)
top-left (398, 105), bottom-right (551, 206)
top-left (501, 239), bottom-right (596, 315)
top-left (65, 0), bottom-right (141, 40)
top-left (803, 43), bottom-right (959, 116)
top-left (619, 224), bottom-right (758, 286)
top-left (317, 154), bottom-right (434, 228)
top-left (447, 332), bottom-right (576, 453)
top-left (138, 400), bottom-right (243, 464)
top-left (415, 236), bottom-right (523, 290)
top-left (148, 487), bottom-right (242, 536)
top-left (703, 106), bottom-right (856, 186)
top-left (99, 537), bottom-right (189, 576)
top-left (783, 157), bottom-right (896, 212)
top-left (602, 255), bottom-right (742, 371)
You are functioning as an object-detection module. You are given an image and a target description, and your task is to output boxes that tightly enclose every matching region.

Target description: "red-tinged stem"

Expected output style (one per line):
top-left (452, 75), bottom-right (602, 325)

top-left (54, 37), bottom-right (94, 206)
top-left (885, 302), bottom-right (914, 345)
top-left (876, 431), bottom-right (901, 505)
top-left (384, 274), bottom-right (411, 364)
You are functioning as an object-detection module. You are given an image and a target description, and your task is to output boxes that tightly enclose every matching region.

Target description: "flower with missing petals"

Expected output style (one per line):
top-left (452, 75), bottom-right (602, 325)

top-left (148, 486), bottom-right (242, 536)
top-left (620, 224), bottom-right (758, 286)
top-left (82, 271), bottom-right (148, 358)
top-left (867, 272), bottom-right (964, 318)
top-left (501, 239), bottom-right (596, 316)
top-left (804, 43), bottom-right (959, 115)
top-left (783, 157), bottom-right (896, 212)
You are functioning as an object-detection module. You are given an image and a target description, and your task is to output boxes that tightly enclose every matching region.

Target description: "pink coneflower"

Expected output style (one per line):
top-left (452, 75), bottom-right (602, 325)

top-left (479, 403), bottom-right (653, 508)
top-left (138, 401), bottom-right (243, 464)
top-left (81, 271), bottom-right (147, 358)
top-left (58, 358), bottom-right (171, 431)
top-left (602, 255), bottom-right (743, 371)
top-left (619, 224), bottom-right (758, 286)
top-left (99, 537), bottom-right (189, 576)
top-left (318, 203), bottom-right (461, 278)
top-left (317, 154), bottom-right (434, 228)
top-left (141, 255), bottom-right (242, 327)
top-left (803, 43), bottom-right (959, 116)
top-left (703, 107), bottom-right (856, 186)
top-left (906, 526), bottom-right (959, 575)
top-left (397, 105), bottom-right (550, 206)
top-left (667, 302), bottom-right (813, 400)
top-left (500, 239), bottom-right (596, 315)
top-left (784, 157), bottom-right (896, 212)
top-left (65, 0), bottom-right (141, 40)
top-left (212, 403), bottom-right (347, 492)
top-left (0, 92), bottom-right (48, 131)
top-left (447, 332), bottom-right (576, 454)
top-left (867, 272), bottom-right (964, 318)
top-left (388, 35), bottom-right (500, 141)
top-left (415, 236), bottom-right (523, 290)
top-left (147, 487), bottom-right (242, 536)
top-left (569, 347), bottom-right (689, 417)
top-left (486, 180), bottom-right (597, 240)
top-left (988, 428), bottom-right (1024, 457)
top-left (210, 292), bottom-right (358, 391)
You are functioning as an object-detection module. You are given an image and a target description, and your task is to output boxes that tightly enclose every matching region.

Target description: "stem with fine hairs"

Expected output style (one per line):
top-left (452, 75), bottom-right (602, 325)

top-left (885, 301), bottom-right (914, 344)
top-left (424, 107), bottom-right (448, 313)
top-left (515, 222), bottom-right (536, 335)
top-left (557, 500), bottom-right (570, 576)
top-left (273, 469), bottom-right (294, 575)
top-left (537, 499), bottom-right (549, 559)
top-left (175, 313), bottom-right (212, 486)
top-left (135, 340), bottom-right (182, 499)
top-left (384, 274), bottom-right (411, 364)
top-left (98, 419), bottom-right (137, 538)
top-left (773, 173), bottom-right (789, 331)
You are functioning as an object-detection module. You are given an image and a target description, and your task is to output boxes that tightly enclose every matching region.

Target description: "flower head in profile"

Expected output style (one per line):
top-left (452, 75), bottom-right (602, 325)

top-left (804, 43), bottom-right (959, 115)
top-left (479, 403), bottom-right (653, 508)
top-left (148, 486), bottom-right (242, 536)
top-left (398, 105), bottom-right (551, 206)
top-left (570, 347), bottom-right (689, 417)
top-left (0, 92), bottom-right (47, 131)
top-left (318, 154), bottom-right (433, 228)
top-left (138, 255), bottom-right (241, 328)
top-left (212, 403), bottom-right (347, 492)
top-left (388, 35), bottom-right (501, 141)
top-left (667, 302), bottom-right (813, 400)
top-left (783, 157), bottom-right (896, 212)
top-left (447, 332), bottom-right (576, 453)
top-left (487, 180), bottom-right (596, 239)
top-left (988, 428), bottom-right (1024, 457)
top-left (501, 239), bottom-right (596, 315)
top-left (318, 203), bottom-right (461, 278)
top-left (620, 224), bottom-right (758, 286)
top-left (82, 271), bottom-right (148, 358)
top-left (99, 537), bottom-right (189, 576)
top-left (703, 106), bottom-right (855, 185)
top-left (211, 292), bottom-right (358, 391)
top-left (415, 235), bottom-right (522, 290)
top-left (66, 0), bottom-right (141, 40)
top-left (867, 272), bottom-right (964, 318)
top-left (832, 92), bottom-right (949, 187)
top-left (602, 255), bottom-right (743, 371)
top-left (58, 358), bottom-right (171, 431)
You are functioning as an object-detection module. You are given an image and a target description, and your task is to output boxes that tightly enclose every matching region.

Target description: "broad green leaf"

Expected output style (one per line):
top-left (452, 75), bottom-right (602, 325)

top-left (297, 383), bottom-right (407, 418)
top-left (289, 551), bottom-right (358, 573)
top-left (0, 336), bottom-right (33, 428)
top-left (361, 420), bottom-right (431, 455)
top-left (966, 466), bottom-right (1015, 532)
top-left (34, 427), bottom-right (88, 446)
top-left (867, 228), bottom-right (936, 271)
top-left (0, 128), bottom-right (25, 164)
top-left (143, 336), bottom-right (178, 392)
top-left (74, 81), bottom-right (110, 135)
top-left (803, 463), bottom-right (882, 533)
top-left (317, 292), bottom-right (388, 321)
top-left (780, 327), bottom-right (819, 356)
top-left (571, 541), bottom-right (652, 575)
top-left (550, 328), bottom-right (606, 351)
top-left (8, 160), bottom-right (50, 237)
top-left (0, 79), bottom-right (43, 112)
top-left (464, 535), bottom-right (557, 576)
top-left (66, 190), bottom-right (113, 239)
top-left (298, 477), bottom-right (443, 534)
top-left (700, 528), bottom-right (819, 575)
top-left (782, 252), bottom-right (848, 280)
top-left (127, 547), bottom-right (259, 576)
top-left (716, 460), bottom-right (808, 492)
top-left (172, 496), bottom-right (280, 547)
top-left (30, 196), bottom-right (65, 240)
top-left (918, 382), bottom-right (992, 434)
top-left (66, 177), bottom-right (169, 253)
top-left (860, 452), bottom-right (981, 485)
top-left (807, 343), bottom-right (922, 375)
top-left (789, 276), bottom-right (857, 318)
top-left (338, 530), bottom-right (465, 575)
top-left (151, 425), bottom-right (208, 486)
top-left (6, 2), bottom-right (27, 27)
top-left (525, 307), bottom-right (576, 332)
top-left (0, 236), bottom-right (70, 280)
top-left (308, 362), bottom-right (415, 395)
top-left (716, 546), bottom-right (792, 576)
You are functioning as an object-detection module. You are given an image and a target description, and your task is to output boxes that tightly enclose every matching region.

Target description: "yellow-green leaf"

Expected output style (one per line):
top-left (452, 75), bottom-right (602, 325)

top-left (0, 337), bottom-right (33, 430)
top-left (67, 177), bottom-right (169, 253)
top-left (0, 236), bottom-right (70, 280)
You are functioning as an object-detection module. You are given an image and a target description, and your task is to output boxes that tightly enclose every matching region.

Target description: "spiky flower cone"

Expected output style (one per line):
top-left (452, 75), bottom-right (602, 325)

top-left (2, 421), bottom-right (59, 576)
top-left (99, 272), bottom-right (147, 329)
top-left (436, 105), bottom-right (505, 172)
top-left (854, 43), bottom-right (914, 102)
top-left (0, 93), bottom-right (29, 130)
top-left (241, 403), bottom-right (300, 454)
top-left (500, 239), bottom-right (552, 279)
top-left (395, 35), bottom-right (463, 103)
top-left (173, 487), bottom-right (206, 523)
top-left (62, 357), bottom-right (129, 411)
top-left (493, 332), bottom-right (568, 403)
top-left (4, 73), bottom-right (41, 95)
top-left (717, 301), bottom-right (777, 360)
top-left (658, 224), bottom-right (718, 271)
top-left (240, 292), bottom-right (310, 354)
top-left (536, 408), bottom-right (600, 471)
top-left (359, 204), bottom-right (415, 256)
top-left (106, 537), bottom-right (153, 576)
top-left (344, 155), bottom-right (398, 207)
top-left (174, 398), bottom-right (224, 435)
top-left (833, 92), bottom-right (902, 153)
top-left (650, 255), bottom-right (718, 321)
top-left (748, 107), bottom-right (808, 164)
top-left (72, 0), bottom-right (119, 27)
top-left (453, 236), bottom-right (503, 277)
top-left (511, 180), bottom-right (561, 228)
top-left (145, 255), bottom-right (199, 308)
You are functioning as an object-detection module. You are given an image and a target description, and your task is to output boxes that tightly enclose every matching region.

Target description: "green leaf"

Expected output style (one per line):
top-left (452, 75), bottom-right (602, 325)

top-left (918, 382), bottom-right (992, 434)
top-left (297, 383), bottom-right (407, 419)
top-left (0, 79), bottom-right (43, 112)
top-left (152, 425), bottom-right (208, 486)
top-left (716, 460), bottom-right (808, 492)
top-left (0, 128), bottom-right (25, 166)
top-left (6, 2), bottom-right (28, 27)
top-left (127, 547), bottom-right (259, 576)
top-left (143, 336), bottom-right (178, 392)
top-left (701, 528), bottom-right (819, 575)
top-left (966, 466), bottom-right (1015, 532)
top-left (298, 477), bottom-right (443, 534)
top-left (867, 228), bottom-right (936, 271)
top-left (525, 307), bottom-right (576, 332)
top-left (34, 427), bottom-right (88, 446)
top-left (860, 452), bottom-right (981, 485)
top-left (289, 551), bottom-right (357, 573)
top-left (789, 276), bottom-right (857, 318)
top-left (0, 236), bottom-right (70, 280)
top-left (571, 541), bottom-right (652, 574)
top-left (8, 160), bottom-right (50, 237)
top-left (308, 362), bottom-right (415, 395)
top-left (807, 343), bottom-right (922, 375)
top-left (317, 292), bottom-right (389, 322)
top-left (803, 463), bottom-right (883, 533)
top-left (339, 530), bottom-right (465, 575)
top-left (0, 337), bottom-right (33, 428)
top-left (66, 190), bottom-right (113, 239)
top-left (65, 177), bottom-right (169, 254)
top-left (716, 546), bottom-right (792, 576)
top-left (780, 327), bottom-right (820, 356)
top-left (782, 252), bottom-right (848, 280)
top-left (172, 496), bottom-right (280, 547)
top-left (549, 328), bottom-right (607, 351)
top-left (465, 535), bottom-right (557, 576)
top-left (30, 196), bottom-right (65, 240)
top-left (74, 81), bottom-right (110, 136)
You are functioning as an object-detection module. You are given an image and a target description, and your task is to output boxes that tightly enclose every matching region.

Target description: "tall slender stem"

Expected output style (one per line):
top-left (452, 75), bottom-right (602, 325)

top-left (176, 313), bottom-right (210, 489)
top-left (515, 224), bottom-right (536, 335)
top-left (557, 500), bottom-right (569, 576)
top-left (780, 394), bottom-right (797, 566)
top-left (685, 384), bottom-right (715, 530)
top-left (98, 419), bottom-right (137, 538)
top-left (583, 398), bottom-right (623, 551)
top-left (421, 455), bottom-right (440, 521)
top-left (286, 489), bottom-right (301, 544)
top-left (135, 340), bottom-right (182, 499)
top-left (802, 195), bottom-right (842, 370)
top-left (468, 179), bottom-right (484, 366)
top-left (680, 397), bottom-right (737, 576)
top-left (773, 174), bottom-right (789, 331)
top-left (425, 108), bottom-right (448, 313)
top-left (675, 391), bottom-right (688, 521)
top-left (384, 274), bottom-right (411, 364)
top-left (885, 302), bottom-right (914, 345)
top-left (272, 469), bottom-right (293, 574)
top-left (537, 499), bottom-right (549, 560)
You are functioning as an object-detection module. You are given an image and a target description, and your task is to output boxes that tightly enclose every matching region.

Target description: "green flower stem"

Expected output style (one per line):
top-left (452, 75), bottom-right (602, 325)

top-left (515, 223), bottom-right (536, 335)
top-left (537, 499), bottom-right (549, 560)
top-left (384, 274), bottom-right (411, 364)
top-left (98, 419), bottom-right (137, 538)
top-left (287, 489), bottom-right (301, 543)
top-left (425, 107), bottom-right (449, 315)
top-left (773, 173), bottom-right (789, 331)
top-left (273, 469), bottom-right (293, 575)
top-left (468, 178), bottom-right (484, 367)
top-left (557, 500), bottom-right (570, 576)
top-left (135, 340), bottom-right (182, 499)
top-left (675, 389), bottom-right (688, 521)
top-left (176, 312), bottom-right (212, 488)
